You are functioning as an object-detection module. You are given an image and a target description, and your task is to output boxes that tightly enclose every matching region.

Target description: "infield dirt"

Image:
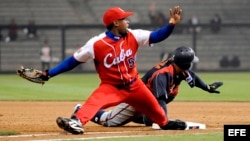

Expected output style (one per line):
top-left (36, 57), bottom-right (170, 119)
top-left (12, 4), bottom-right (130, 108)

top-left (0, 101), bottom-right (249, 141)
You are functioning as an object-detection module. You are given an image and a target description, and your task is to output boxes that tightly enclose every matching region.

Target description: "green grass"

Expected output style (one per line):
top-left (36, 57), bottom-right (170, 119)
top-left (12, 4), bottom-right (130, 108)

top-left (63, 132), bottom-right (222, 141)
top-left (0, 130), bottom-right (20, 136)
top-left (71, 132), bottom-right (222, 141)
top-left (0, 73), bottom-right (99, 101)
top-left (176, 72), bottom-right (250, 102)
top-left (0, 72), bottom-right (250, 101)
top-left (0, 72), bottom-right (249, 140)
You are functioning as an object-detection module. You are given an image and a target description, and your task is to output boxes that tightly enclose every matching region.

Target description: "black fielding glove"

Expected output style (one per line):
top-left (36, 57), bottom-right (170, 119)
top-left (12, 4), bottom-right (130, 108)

top-left (206, 82), bottom-right (223, 94)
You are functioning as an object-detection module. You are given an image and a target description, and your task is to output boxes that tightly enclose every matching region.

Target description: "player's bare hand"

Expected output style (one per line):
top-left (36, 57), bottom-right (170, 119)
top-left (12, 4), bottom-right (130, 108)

top-left (169, 6), bottom-right (182, 25)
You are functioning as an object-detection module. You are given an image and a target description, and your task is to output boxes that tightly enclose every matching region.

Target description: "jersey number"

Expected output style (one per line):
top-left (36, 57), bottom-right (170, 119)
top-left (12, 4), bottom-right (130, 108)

top-left (127, 57), bottom-right (135, 68)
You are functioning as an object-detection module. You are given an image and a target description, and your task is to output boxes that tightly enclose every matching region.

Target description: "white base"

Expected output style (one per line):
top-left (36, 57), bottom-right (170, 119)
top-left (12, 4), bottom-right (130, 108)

top-left (152, 121), bottom-right (206, 130)
top-left (185, 121), bottom-right (206, 130)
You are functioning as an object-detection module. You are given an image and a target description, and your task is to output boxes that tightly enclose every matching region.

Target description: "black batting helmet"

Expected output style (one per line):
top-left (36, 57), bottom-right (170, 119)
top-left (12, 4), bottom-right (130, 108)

top-left (172, 46), bottom-right (199, 70)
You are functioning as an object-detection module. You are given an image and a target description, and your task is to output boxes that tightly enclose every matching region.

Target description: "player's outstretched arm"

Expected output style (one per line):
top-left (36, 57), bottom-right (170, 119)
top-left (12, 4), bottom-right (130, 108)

top-left (47, 56), bottom-right (81, 77)
top-left (17, 56), bottom-right (82, 85)
top-left (187, 71), bottom-right (223, 94)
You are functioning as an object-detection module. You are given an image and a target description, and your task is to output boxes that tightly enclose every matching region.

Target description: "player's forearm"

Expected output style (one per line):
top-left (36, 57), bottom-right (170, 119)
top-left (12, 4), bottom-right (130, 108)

top-left (193, 75), bottom-right (209, 91)
top-left (186, 71), bottom-right (210, 91)
top-left (48, 56), bottom-right (81, 77)
top-left (149, 24), bottom-right (175, 44)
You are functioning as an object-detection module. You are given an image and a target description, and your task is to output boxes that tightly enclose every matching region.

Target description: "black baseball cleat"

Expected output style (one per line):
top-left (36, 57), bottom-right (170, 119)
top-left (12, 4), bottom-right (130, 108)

top-left (56, 116), bottom-right (84, 134)
top-left (160, 119), bottom-right (187, 130)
